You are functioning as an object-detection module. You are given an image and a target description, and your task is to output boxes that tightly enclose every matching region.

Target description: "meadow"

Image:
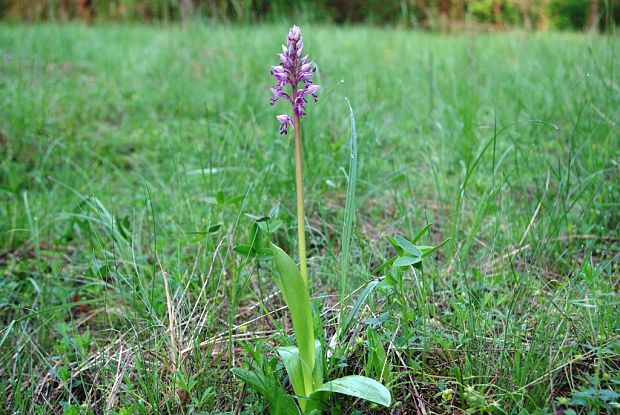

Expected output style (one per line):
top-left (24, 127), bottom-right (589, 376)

top-left (0, 23), bottom-right (618, 414)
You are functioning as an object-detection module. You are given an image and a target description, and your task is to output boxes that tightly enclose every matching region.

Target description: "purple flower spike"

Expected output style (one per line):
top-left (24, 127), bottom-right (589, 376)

top-left (271, 25), bottom-right (319, 134)
top-left (276, 114), bottom-right (293, 135)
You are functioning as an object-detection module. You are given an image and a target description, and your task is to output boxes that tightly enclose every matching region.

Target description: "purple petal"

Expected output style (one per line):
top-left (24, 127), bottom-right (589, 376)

top-left (278, 53), bottom-right (289, 66)
top-left (306, 84), bottom-right (320, 95)
top-left (276, 114), bottom-right (293, 134)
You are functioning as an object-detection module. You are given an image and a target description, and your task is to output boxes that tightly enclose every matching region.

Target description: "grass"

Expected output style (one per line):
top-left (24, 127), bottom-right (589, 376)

top-left (0, 22), bottom-right (619, 414)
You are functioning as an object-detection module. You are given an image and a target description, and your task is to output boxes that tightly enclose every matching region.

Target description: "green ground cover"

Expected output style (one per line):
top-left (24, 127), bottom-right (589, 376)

top-left (0, 23), bottom-right (618, 414)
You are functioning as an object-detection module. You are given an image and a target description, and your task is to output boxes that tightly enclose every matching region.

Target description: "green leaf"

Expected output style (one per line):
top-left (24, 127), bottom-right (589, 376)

top-left (257, 248), bottom-right (274, 261)
top-left (224, 194), bottom-right (245, 205)
top-left (186, 224), bottom-right (222, 235)
top-left (419, 238), bottom-right (450, 258)
top-left (278, 341), bottom-right (324, 414)
top-left (372, 255), bottom-right (397, 275)
top-left (270, 243), bottom-right (316, 397)
top-left (410, 224), bottom-right (432, 243)
top-left (233, 244), bottom-right (253, 256)
top-left (393, 235), bottom-right (422, 257)
top-left (393, 256), bottom-right (422, 267)
top-left (277, 346), bottom-right (305, 399)
top-left (257, 219), bottom-right (283, 234)
top-left (245, 213), bottom-right (270, 221)
top-left (208, 224), bottom-right (222, 233)
top-left (312, 375), bottom-right (391, 407)
top-left (248, 221), bottom-right (271, 253)
top-left (340, 98), bottom-right (359, 316)
top-left (231, 368), bottom-right (269, 395)
top-left (385, 235), bottom-right (403, 255)
top-left (0, 320), bottom-right (15, 350)
top-left (216, 191), bottom-right (225, 205)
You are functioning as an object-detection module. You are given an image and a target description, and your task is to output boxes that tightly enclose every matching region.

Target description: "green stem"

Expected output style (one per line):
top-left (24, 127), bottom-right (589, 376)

top-left (293, 111), bottom-right (308, 287)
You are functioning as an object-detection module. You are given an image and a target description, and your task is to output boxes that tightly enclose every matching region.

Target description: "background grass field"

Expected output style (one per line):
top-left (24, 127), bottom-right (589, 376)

top-left (1, 23), bottom-right (619, 414)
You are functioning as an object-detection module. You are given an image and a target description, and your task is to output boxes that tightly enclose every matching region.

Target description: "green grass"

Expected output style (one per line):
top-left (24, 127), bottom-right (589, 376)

top-left (1, 23), bottom-right (619, 414)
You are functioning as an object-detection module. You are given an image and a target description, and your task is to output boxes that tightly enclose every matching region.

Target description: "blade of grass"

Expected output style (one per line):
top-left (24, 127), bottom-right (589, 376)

top-left (339, 278), bottom-right (380, 338)
top-left (339, 97), bottom-right (358, 325)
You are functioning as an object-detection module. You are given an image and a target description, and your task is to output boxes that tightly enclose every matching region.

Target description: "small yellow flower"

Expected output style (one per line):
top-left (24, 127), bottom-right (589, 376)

top-left (441, 388), bottom-right (454, 401)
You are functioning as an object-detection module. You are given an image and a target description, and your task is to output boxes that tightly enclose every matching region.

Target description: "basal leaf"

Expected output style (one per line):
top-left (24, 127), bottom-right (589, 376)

top-left (277, 346), bottom-right (305, 399)
top-left (312, 375), bottom-right (391, 407)
top-left (270, 243), bottom-right (316, 397)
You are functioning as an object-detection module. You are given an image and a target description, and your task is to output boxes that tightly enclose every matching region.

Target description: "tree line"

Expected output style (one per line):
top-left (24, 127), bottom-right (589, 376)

top-left (1, 0), bottom-right (617, 31)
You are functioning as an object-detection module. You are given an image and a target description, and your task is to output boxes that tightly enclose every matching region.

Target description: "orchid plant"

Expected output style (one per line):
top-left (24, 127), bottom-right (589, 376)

top-left (231, 26), bottom-right (391, 414)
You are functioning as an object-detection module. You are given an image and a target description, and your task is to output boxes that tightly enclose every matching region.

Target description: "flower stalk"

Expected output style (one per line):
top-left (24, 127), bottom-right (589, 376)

top-left (271, 25), bottom-right (319, 285)
top-left (292, 110), bottom-right (309, 285)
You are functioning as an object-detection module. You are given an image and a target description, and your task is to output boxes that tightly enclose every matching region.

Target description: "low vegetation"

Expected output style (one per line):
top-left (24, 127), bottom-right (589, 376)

top-left (0, 23), bottom-right (618, 414)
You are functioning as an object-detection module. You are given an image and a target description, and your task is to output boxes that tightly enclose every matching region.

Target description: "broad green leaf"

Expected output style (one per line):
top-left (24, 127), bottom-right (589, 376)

top-left (393, 235), bottom-right (422, 257)
top-left (386, 235), bottom-right (403, 255)
top-left (277, 346), bottom-right (305, 399)
top-left (270, 243), bottom-right (315, 397)
top-left (233, 244), bottom-right (253, 256)
top-left (393, 255), bottom-right (422, 267)
top-left (340, 278), bottom-right (381, 337)
top-left (312, 375), bottom-right (391, 407)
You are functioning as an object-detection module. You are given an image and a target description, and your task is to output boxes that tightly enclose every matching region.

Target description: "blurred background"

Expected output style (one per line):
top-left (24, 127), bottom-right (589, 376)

top-left (1, 0), bottom-right (618, 32)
